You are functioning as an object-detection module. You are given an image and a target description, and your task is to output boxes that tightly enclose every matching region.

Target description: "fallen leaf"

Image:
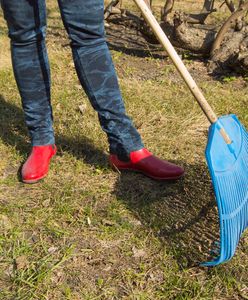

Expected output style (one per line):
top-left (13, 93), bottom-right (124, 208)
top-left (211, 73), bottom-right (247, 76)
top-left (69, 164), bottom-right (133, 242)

top-left (0, 214), bottom-right (12, 231)
top-left (15, 255), bottom-right (28, 270)
top-left (132, 247), bottom-right (146, 259)
top-left (102, 219), bottom-right (115, 226)
top-left (78, 103), bottom-right (87, 115)
top-left (48, 246), bottom-right (58, 253)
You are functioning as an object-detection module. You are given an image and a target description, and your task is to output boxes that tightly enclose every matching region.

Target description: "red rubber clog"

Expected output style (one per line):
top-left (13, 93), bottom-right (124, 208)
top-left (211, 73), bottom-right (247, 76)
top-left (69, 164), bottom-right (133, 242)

top-left (21, 145), bottom-right (57, 183)
top-left (109, 148), bottom-right (184, 180)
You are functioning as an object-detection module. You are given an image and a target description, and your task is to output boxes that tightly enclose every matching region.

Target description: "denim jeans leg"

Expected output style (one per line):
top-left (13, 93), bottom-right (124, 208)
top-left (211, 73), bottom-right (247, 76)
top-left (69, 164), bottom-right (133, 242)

top-left (1, 0), bottom-right (55, 146)
top-left (57, 0), bottom-right (144, 161)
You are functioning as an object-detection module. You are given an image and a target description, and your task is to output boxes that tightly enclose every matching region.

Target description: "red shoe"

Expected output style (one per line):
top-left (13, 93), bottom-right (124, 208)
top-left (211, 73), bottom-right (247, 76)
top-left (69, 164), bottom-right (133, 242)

top-left (109, 148), bottom-right (184, 180)
top-left (21, 145), bottom-right (57, 184)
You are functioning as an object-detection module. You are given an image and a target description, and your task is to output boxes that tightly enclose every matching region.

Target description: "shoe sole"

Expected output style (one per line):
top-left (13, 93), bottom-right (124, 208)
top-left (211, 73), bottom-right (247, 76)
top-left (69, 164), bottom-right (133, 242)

top-left (111, 165), bottom-right (185, 181)
top-left (22, 174), bottom-right (47, 184)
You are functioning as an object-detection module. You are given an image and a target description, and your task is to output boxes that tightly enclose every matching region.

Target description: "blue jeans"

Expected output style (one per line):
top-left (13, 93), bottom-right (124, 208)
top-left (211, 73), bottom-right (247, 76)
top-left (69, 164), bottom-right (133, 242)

top-left (1, 0), bottom-right (143, 161)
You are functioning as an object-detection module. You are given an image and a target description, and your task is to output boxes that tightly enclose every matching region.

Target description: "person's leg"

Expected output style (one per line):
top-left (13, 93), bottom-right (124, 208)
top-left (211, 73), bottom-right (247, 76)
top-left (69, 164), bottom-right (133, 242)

top-left (1, 0), bottom-right (54, 146)
top-left (57, 0), bottom-right (184, 179)
top-left (1, 0), bottom-right (56, 183)
top-left (57, 0), bottom-right (144, 161)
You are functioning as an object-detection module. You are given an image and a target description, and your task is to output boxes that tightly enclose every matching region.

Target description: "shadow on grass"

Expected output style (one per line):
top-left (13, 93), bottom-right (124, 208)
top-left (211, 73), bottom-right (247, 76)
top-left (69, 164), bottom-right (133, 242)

top-left (0, 94), bottom-right (219, 267)
top-left (105, 15), bottom-right (166, 59)
top-left (113, 165), bottom-right (219, 268)
top-left (0, 94), bottom-right (108, 168)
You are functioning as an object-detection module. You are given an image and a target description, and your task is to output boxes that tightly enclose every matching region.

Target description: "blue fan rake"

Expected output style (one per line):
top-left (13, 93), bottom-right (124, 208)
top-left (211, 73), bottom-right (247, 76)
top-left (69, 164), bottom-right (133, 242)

top-left (203, 115), bottom-right (248, 266)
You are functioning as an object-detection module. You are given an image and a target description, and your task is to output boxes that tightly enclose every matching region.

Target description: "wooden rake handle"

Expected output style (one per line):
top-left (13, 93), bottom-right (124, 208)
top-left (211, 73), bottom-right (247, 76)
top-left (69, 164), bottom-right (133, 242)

top-left (133, 0), bottom-right (232, 144)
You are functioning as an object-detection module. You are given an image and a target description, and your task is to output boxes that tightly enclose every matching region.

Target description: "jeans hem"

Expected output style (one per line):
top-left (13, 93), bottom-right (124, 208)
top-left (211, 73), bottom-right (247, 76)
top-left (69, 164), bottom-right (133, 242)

top-left (31, 137), bottom-right (55, 146)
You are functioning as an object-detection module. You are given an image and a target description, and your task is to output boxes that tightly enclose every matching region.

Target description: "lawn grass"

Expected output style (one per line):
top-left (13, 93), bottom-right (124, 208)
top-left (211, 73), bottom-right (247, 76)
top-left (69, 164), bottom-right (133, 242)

top-left (0, 1), bottom-right (248, 299)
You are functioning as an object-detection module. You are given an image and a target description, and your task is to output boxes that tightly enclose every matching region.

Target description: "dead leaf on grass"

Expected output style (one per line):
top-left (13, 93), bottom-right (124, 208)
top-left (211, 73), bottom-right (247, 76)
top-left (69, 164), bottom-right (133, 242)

top-left (103, 265), bottom-right (112, 272)
top-left (0, 214), bottom-right (12, 231)
top-left (132, 247), bottom-right (147, 259)
top-left (102, 219), bottom-right (115, 226)
top-left (48, 246), bottom-right (58, 254)
top-left (15, 255), bottom-right (29, 270)
top-left (78, 103), bottom-right (87, 115)
top-left (42, 199), bottom-right (51, 207)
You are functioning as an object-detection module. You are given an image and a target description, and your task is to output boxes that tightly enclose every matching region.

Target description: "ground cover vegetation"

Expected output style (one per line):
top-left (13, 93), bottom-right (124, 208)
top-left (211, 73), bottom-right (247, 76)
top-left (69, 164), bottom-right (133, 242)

top-left (0, 0), bottom-right (247, 299)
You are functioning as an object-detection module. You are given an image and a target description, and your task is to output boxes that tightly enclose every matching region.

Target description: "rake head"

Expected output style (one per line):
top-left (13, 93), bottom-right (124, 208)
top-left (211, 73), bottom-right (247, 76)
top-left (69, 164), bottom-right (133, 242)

top-left (202, 114), bottom-right (248, 266)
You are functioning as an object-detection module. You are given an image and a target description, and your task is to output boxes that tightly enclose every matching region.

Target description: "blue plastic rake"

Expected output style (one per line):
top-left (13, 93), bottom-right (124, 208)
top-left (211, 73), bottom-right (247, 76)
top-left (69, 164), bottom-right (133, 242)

top-left (134, 0), bottom-right (248, 266)
top-left (203, 115), bottom-right (248, 266)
